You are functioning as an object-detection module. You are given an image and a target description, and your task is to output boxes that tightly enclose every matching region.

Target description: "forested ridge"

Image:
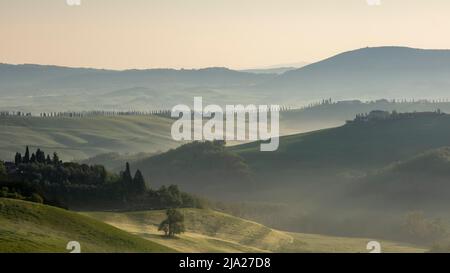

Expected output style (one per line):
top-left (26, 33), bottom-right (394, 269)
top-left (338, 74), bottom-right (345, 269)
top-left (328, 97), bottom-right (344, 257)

top-left (0, 146), bottom-right (204, 210)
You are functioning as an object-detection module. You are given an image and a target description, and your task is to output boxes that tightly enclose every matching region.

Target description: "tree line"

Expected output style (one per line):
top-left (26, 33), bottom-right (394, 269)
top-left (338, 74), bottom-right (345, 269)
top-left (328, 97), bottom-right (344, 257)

top-left (349, 110), bottom-right (445, 124)
top-left (0, 110), bottom-right (174, 118)
top-left (4, 98), bottom-right (450, 119)
top-left (1, 146), bottom-right (205, 210)
top-left (0, 107), bottom-right (297, 119)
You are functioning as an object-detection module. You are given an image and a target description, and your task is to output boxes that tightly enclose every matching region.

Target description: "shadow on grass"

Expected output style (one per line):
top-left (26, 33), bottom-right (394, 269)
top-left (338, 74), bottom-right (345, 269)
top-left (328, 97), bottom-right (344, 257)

top-left (135, 232), bottom-right (182, 240)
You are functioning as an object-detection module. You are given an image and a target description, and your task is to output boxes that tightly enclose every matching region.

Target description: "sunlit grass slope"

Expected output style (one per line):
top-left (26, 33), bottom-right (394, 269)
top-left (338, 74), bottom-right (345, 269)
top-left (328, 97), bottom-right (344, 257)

top-left (85, 208), bottom-right (425, 253)
top-left (0, 198), bottom-right (175, 253)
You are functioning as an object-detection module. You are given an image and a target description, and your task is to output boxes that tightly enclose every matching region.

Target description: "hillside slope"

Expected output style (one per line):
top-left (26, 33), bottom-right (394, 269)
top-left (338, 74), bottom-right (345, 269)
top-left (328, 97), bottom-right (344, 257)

top-left (263, 47), bottom-right (450, 102)
top-left (348, 147), bottom-right (450, 211)
top-left (4, 101), bottom-right (450, 164)
top-left (122, 113), bottom-right (450, 202)
top-left (0, 115), bottom-right (178, 161)
top-left (233, 112), bottom-right (450, 171)
top-left (0, 198), bottom-right (174, 253)
top-left (0, 109), bottom-right (358, 163)
top-left (129, 141), bottom-right (253, 197)
top-left (223, 113), bottom-right (450, 202)
top-left (84, 208), bottom-right (424, 253)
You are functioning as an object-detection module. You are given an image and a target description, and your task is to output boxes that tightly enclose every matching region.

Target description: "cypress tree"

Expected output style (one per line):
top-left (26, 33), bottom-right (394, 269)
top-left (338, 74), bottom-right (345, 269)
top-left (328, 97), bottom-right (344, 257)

top-left (122, 162), bottom-right (133, 191)
top-left (52, 152), bottom-right (60, 165)
top-left (46, 155), bottom-right (52, 164)
top-left (133, 169), bottom-right (147, 193)
top-left (36, 149), bottom-right (45, 163)
top-left (30, 153), bottom-right (36, 163)
top-left (14, 153), bottom-right (22, 165)
top-left (24, 146), bottom-right (30, 163)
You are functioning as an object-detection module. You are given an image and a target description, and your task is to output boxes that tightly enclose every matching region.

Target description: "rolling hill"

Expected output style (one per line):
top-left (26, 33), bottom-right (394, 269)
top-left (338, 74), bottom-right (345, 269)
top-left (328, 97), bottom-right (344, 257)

top-left (0, 65), bottom-right (273, 95)
top-left (84, 208), bottom-right (424, 253)
top-left (4, 47), bottom-right (450, 112)
top-left (0, 115), bottom-right (179, 161)
top-left (112, 112), bottom-right (450, 242)
top-left (0, 198), bottom-right (174, 253)
top-left (0, 64), bottom-right (274, 112)
top-left (233, 112), bottom-right (450, 174)
top-left (224, 112), bottom-right (450, 241)
top-left (129, 112), bottom-right (450, 201)
top-left (3, 98), bottom-right (450, 163)
top-left (347, 147), bottom-right (450, 211)
top-left (263, 46), bottom-right (450, 102)
top-left (0, 101), bottom-right (390, 163)
top-left (128, 141), bottom-right (254, 198)
top-left (0, 198), bottom-right (424, 253)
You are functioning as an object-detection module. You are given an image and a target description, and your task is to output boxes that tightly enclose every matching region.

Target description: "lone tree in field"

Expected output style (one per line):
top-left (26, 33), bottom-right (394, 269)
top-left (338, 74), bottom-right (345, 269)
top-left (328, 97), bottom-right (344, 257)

top-left (158, 208), bottom-right (185, 237)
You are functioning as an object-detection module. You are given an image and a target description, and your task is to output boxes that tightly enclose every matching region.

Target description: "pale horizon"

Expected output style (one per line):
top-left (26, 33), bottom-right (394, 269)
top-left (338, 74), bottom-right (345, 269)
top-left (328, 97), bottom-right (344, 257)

top-left (2, 0), bottom-right (450, 70)
top-left (2, 45), bottom-right (449, 71)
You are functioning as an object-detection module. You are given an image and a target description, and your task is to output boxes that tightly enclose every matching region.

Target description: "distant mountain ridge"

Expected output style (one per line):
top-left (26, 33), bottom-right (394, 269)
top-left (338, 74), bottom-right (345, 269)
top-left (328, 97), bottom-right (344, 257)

top-left (0, 64), bottom-right (274, 94)
top-left (241, 67), bottom-right (298, 74)
top-left (263, 46), bottom-right (450, 101)
top-left (0, 63), bottom-right (275, 111)
top-left (3, 46), bottom-right (450, 112)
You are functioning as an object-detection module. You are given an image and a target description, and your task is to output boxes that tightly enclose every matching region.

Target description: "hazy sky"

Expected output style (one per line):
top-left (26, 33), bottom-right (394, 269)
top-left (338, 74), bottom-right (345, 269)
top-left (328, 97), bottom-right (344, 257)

top-left (2, 0), bottom-right (450, 69)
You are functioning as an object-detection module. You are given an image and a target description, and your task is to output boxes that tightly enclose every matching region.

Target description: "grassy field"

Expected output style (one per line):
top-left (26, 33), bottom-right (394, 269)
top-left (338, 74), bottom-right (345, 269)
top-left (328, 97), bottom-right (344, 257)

top-left (84, 208), bottom-right (426, 253)
top-left (0, 198), bottom-right (175, 253)
top-left (0, 112), bottom-right (343, 163)
top-left (0, 115), bottom-right (178, 161)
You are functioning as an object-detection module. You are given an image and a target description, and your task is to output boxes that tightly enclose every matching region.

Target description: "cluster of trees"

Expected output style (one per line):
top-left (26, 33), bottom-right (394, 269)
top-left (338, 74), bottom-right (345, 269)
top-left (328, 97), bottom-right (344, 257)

top-left (4, 98), bottom-right (450, 120)
top-left (15, 146), bottom-right (61, 166)
top-left (296, 98), bottom-right (450, 111)
top-left (0, 111), bottom-right (32, 117)
top-left (158, 209), bottom-right (186, 237)
top-left (120, 162), bottom-right (146, 198)
top-left (37, 110), bottom-right (175, 118)
top-left (0, 147), bottom-right (204, 210)
top-left (0, 186), bottom-right (44, 204)
top-left (1, 106), bottom-right (296, 120)
top-left (0, 110), bottom-right (178, 119)
top-left (0, 162), bottom-right (5, 179)
top-left (350, 110), bottom-right (445, 124)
